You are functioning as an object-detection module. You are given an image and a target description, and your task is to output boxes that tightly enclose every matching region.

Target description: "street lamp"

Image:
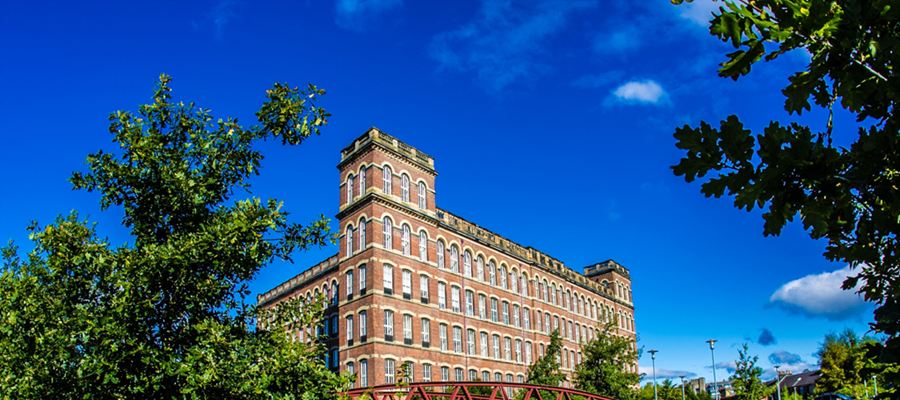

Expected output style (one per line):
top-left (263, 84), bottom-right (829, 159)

top-left (649, 349), bottom-right (659, 400)
top-left (774, 365), bottom-right (788, 400)
top-left (679, 375), bottom-right (686, 400)
top-left (706, 339), bottom-right (718, 400)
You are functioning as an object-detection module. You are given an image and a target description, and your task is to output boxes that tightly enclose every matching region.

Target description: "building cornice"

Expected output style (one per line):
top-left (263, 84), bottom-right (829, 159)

top-left (337, 127), bottom-right (436, 175)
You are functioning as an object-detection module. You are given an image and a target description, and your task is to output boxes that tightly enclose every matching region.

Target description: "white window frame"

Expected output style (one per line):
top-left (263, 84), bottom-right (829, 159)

top-left (401, 173), bottom-right (410, 202)
top-left (417, 181), bottom-right (426, 209)
top-left (383, 264), bottom-right (393, 293)
top-left (402, 270), bottom-right (412, 297)
top-left (383, 217), bottom-right (392, 249)
top-left (401, 224), bottom-right (411, 255)
top-left (383, 166), bottom-right (392, 194)
top-left (418, 230), bottom-right (427, 261)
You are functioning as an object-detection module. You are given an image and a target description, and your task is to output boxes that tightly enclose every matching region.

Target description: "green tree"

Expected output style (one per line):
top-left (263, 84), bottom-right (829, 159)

top-left (0, 75), bottom-right (346, 399)
top-left (574, 322), bottom-right (640, 400)
top-left (669, 0), bottom-right (900, 388)
top-left (527, 329), bottom-right (567, 387)
top-left (816, 329), bottom-right (896, 398)
top-left (730, 344), bottom-right (771, 400)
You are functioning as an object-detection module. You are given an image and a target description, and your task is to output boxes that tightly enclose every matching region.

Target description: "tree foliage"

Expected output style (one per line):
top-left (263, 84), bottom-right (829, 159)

top-left (816, 329), bottom-right (896, 398)
top-left (729, 344), bottom-right (771, 400)
top-left (0, 75), bottom-right (347, 399)
top-left (574, 322), bottom-right (640, 400)
top-left (527, 329), bottom-right (567, 387)
top-left (669, 0), bottom-right (900, 387)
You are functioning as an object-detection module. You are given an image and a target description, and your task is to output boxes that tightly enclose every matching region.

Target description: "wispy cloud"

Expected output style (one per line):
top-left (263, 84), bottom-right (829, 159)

top-left (676, 0), bottom-right (720, 27)
top-left (639, 366), bottom-right (697, 381)
top-left (710, 361), bottom-right (737, 374)
top-left (769, 265), bottom-right (871, 321)
top-left (609, 79), bottom-right (668, 105)
top-left (335, 0), bottom-right (403, 31)
top-left (211, 0), bottom-right (239, 39)
top-left (768, 350), bottom-right (802, 366)
top-left (758, 328), bottom-right (776, 346)
top-left (429, 0), bottom-right (596, 91)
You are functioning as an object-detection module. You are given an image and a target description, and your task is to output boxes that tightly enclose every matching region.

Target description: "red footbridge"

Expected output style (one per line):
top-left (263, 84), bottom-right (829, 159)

top-left (343, 382), bottom-right (615, 400)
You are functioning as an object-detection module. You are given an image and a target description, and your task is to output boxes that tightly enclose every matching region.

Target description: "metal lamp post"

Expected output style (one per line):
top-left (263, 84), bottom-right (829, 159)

top-left (706, 340), bottom-right (718, 400)
top-left (679, 375), bottom-right (686, 400)
top-left (649, 349), bottom-right (659, 400)
top-left (774, 365), bottom-right (787, 400)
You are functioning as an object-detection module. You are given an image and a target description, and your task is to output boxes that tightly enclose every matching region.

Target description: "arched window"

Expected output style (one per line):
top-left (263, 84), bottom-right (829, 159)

top-left (358, 218), bottom-right (366, 250)
top-left (359, 165), bottom-right (367, 194)
top-left (417, 181), bottom-right (426, 209)
top-left (488, 261), bottom-right (497, 285)
top-left (449, 245), bottom-right (459, 272)
top-left (383, 165), bottom-right (392, 194)
top-left (401, 224), bottom-right (411, 255)
top-left (463, 250), bottom-right (472, 277)
top-left (401, 173), bottom-right (410, 202)
top-left (359, 359), bottom-right (368, 387)
top-left (347, 173), bottom-right (355, 202)
top-left (436, 240), bottom-right (445, 268)
top-left (331, 281), bottom-right (339, 305)
top-left (418, 230), bottom-right (428, 261)
top-left (499, 266), bottom-right (508, 289)
top-left (510, 270), bottom-right (519, 293)
top-left (383, 217), bottom-right (393, 249)
top-left (346, 225), bottom-right (354, 255)
top-left (476, 256), bottom-right (485, 281)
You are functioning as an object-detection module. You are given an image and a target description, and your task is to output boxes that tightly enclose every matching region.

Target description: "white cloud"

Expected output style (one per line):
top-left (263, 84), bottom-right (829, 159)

top-left (335, 0), bottom-right (403, 30)
top-left (429, 0), bottom-right (596, 91)
top-left (769, 265), bottom-right (870, 321)
top-left (610, 80), bottom-right (667, 105)
top-left (677, 0), bottom-right (720, 27)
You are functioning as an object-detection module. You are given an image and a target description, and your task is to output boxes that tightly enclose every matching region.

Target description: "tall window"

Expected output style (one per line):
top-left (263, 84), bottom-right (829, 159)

top-left (331, 281), bottom-right (339, 305)
top-left (382, 217), bottom-right (392, 249)
top-left (502, 301), bottom-right (509, 325)
top-left (490, 298), bottom-right (498, 322)
top-left (417, 181), bottom-right (426, 209)
top-left (423, 364), bottom-right (432, 382)
top-left (347, 174), bottom-right (355, 202)
top-left (489, 262), bottom-right (497, 285)
top-left (346, 315), bottom-right (354, 343)
top-left (513, 304), bottom-right (520, 327)
top-left (515, 339), bottom-right (522, 363)
top-left (360, 360), bottom-right (368, 387)
top-left (358, 218), bottom-right (366, 250)
top-left (441, 367), bottom-right (449, 382)
top-left (400, 173), bottom-right (410, 202)
top-left (418, 231), bottom-right (427, 261)
top-left (452, 326), bottom-right (462, 353)
top-left (465, 290), bottom-right (474, 316)
top-left (449, 245), bottom-right (459, 272)
top-left (421, 318), bottom-right (431, 345)
top-left (455, 368), bottom-right (463, 382)
top-left (359, 311), bottom-right (367, 338)
top-left (467, 329), bottom-right (476, 355)
top-left (382, 165), bottom-right (392, 194)
top-left (437, 282), bottom-right (446, 309)
top-left (346, 226), bottom-right (354, 255)
top-left (419, 275), bottom-right (429, 302)
top-left (450, 286), bottom-right (461, 313)
top-left (383, 310), bottom-right (394, 340)
top-left (382, 264), bottom-right (393, 294)
top-left (499, 266), bottom-right (508, 289)
top-left (359, 165), bottom-right (366, 194)
top-left (401, 270), bottom-right (412, 298)
top-left (480, 332), bottom-right (488, 356)
top-left (525, 342), bottom-right (533, 364)
top-left (359, 265), bottom-right (367, 292)
top-left (403, 314), bottom-right (413, 344)
top-left (511, 271), bottom-right (519, 293)
top-left (439, 324), bottom-right (448, 351)
top-left (346, 271), bottom-right (354, 298)
top-left (347, 362), bottom-right (356, 387)
top-left (523, 308), bottom-right (531, 329)
top-left (476, 256), bottom-right (485, 281)
top-left (385, 359), bottom-right (395, 384)
top-left (492, 335), bottom-right (500, 359)
top-left (478, 294), bottom-right (486, 319)
top-left (463, 251), bottom-right (472, 277)
top-left (401, 224), bottom-right (411, 255)
top-left (504, 337), bottom-right (512, 361)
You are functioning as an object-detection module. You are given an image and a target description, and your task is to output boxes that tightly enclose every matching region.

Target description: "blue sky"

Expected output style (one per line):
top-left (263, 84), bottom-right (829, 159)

top-left (1, 0), bottom-right (875, 384)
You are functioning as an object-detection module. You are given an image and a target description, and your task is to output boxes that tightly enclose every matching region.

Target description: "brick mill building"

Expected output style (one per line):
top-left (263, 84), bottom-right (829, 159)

top-left (258, 128), bottom-right (637, 388)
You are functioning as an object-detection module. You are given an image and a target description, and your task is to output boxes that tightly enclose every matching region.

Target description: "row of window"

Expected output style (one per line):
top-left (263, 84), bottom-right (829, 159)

top-left (345, 217), bottom-right (631, 306)
top-left (373, 263), bottom-right (634, 335)
top-left (345, 359), bottom-right (527, 388)
top-left (345, 165), bottom-right (427, 209)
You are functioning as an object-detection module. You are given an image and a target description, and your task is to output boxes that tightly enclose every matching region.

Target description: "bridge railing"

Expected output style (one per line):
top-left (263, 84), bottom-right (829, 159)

top-left (342, 381), bottom-right (615, 400)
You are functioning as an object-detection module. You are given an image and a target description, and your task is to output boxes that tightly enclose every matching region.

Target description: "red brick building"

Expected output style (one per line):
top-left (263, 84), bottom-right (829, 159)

top-left (258, 128), bottom-right (637, 388)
